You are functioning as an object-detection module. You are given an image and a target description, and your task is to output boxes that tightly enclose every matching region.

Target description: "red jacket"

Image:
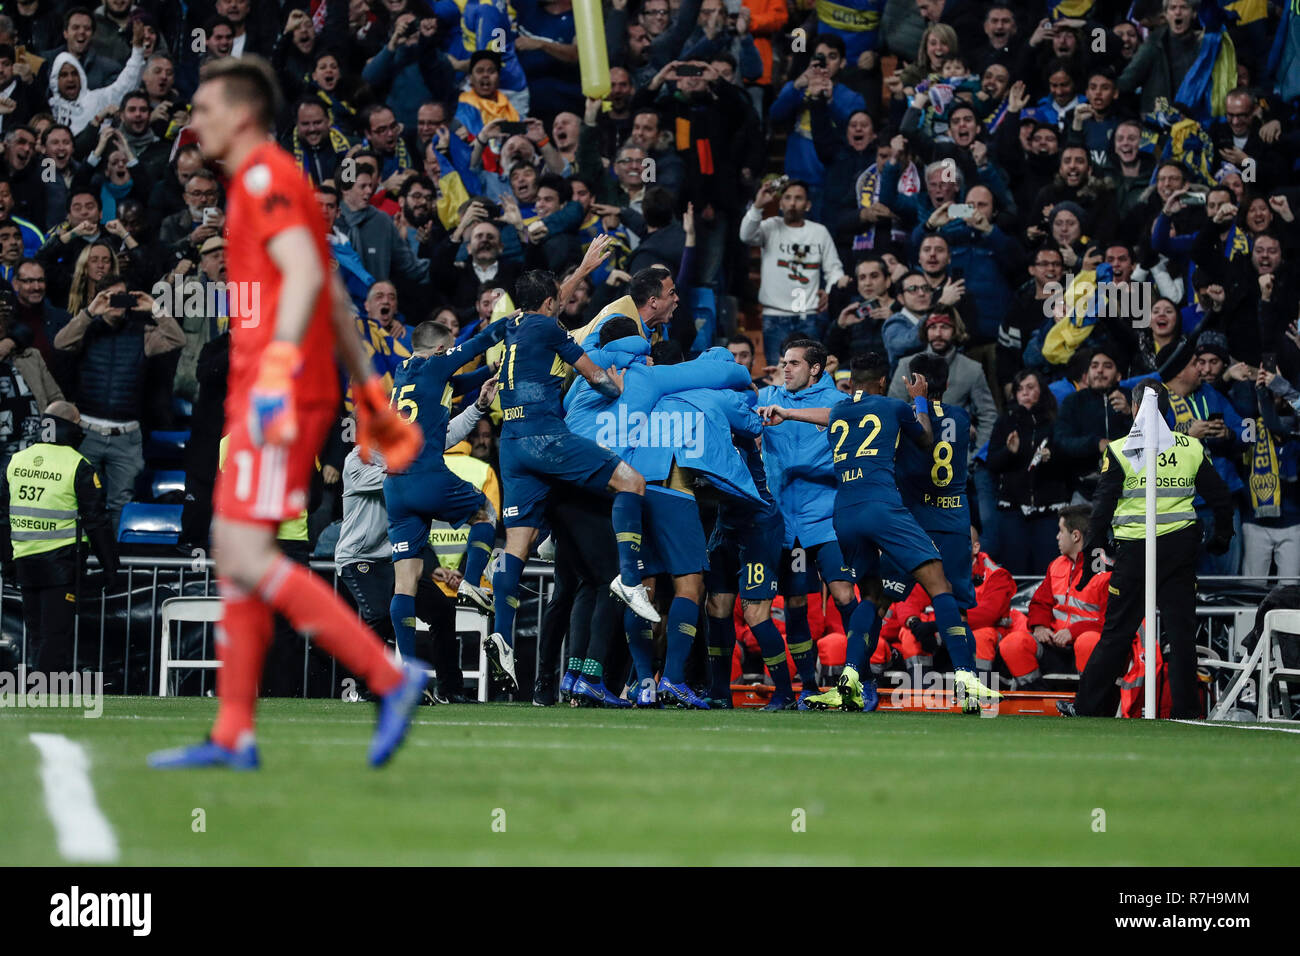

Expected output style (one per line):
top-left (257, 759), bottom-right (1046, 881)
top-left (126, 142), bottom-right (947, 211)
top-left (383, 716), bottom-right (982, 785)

top-left (881, 551), bottom-right (1017, 639)
top-left (1026, 553), bottom-right (1110, 639)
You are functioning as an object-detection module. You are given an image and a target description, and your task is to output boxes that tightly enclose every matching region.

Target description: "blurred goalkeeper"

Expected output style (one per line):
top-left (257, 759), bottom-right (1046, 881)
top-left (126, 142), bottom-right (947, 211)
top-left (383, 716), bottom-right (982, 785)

top-left (149, 58), bottom-right (426, 771)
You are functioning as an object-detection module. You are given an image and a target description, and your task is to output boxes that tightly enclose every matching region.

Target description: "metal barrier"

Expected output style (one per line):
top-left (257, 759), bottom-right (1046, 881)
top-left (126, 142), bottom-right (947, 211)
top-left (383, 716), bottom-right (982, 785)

top-left (0, 558), bottom-right (1290, 704)
top-left (0, 556), bottom-right (556, 700)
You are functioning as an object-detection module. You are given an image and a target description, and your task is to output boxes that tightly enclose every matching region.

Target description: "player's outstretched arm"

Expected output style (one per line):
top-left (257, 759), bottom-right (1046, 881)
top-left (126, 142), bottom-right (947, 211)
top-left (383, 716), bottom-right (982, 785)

top-left (574, 352), bottom-right (623, 399)
top-left (756, 404), bottom-right (831, 426)
top-left (554, 233), bottom-right (613, 315)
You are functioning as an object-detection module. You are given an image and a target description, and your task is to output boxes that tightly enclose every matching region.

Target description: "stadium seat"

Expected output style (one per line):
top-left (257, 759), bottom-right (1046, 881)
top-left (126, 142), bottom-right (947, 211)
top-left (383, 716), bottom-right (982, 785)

top-left (117, 502), bottom-right (184, 545)
top-left (689, 287), bottom-right (716, 357)
top-left (144, 430), bottom-right (190, 465)
top-left (151, 469), bottom-right (187, 499)
top-left (137, 468), bottom-right (188, 504)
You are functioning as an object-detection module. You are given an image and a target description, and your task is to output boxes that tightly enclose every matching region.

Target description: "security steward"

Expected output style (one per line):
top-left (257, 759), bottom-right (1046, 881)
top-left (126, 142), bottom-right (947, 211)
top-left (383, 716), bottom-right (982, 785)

top-left (1061, 379), bottom-right (1233, 718)
top-left (0, 402), bottom-right (119, 672)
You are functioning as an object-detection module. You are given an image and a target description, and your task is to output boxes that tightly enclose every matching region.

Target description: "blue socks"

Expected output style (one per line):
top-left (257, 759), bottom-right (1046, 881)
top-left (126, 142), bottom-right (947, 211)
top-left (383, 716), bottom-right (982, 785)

top-left (751, 618), bottom-right (795, 700)
top-left (931, 591), bottom-right (975, 671)
top-left (844, 600), bottom-right (878, 673)
top-left (663, 596), bottom-right (698, 684)
top-left (784, 601), bottom-right (820, 689)
top-left (707, 613), bottom-right (736, 698)
top-left (624, 607), bottom-right (656, 682)
top-left (491, 552), bottom-right (524, 646)
top-left (610, 492), bottom-right (644, 587)
top-left (389, 593), bottom-right (417, 659)
top-left (463, 521), bottom-right (495, 588)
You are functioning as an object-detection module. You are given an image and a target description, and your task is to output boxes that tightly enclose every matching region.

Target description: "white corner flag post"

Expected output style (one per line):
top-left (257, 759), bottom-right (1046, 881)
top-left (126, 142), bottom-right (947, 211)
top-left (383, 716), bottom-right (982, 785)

top-left (1121, 387), bottom-right (1174, 719)
top-left (1142, 391), bottom-right (1158, 720)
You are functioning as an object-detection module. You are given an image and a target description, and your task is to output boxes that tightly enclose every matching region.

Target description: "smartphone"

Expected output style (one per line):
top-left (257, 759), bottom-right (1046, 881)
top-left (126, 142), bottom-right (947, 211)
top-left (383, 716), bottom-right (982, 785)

top-left (1262, 352), bottom-right (1278, 373)
top-left (1208, 412), bottom-right (1224, 422)
top-left (770, 175), bottom-right (789, 193)
top-left (1182, 192), bottom-right (1207, 206)
top-left (675, 64), bottom-right (704, 77)
top-left (496, 121), bottom-right (529, 136)
top-left (949, 203), bottom-right (973, 219)
top-left (202, 206), bottom-right (220, 225)
top-left (109, 292), bottom-right (136, 309)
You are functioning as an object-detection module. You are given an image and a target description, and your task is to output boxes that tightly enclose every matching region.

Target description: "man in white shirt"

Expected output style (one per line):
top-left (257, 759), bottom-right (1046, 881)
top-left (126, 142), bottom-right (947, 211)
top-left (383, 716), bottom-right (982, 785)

top-left (739, 178), bottom-right (847, 365)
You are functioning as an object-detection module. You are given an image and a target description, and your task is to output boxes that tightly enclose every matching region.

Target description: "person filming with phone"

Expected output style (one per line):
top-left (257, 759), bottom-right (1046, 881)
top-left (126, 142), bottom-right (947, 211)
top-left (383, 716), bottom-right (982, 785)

top-left (159, 167), bottom-right (224, 263)
top-left (52, 276), bottom-right (184, 531)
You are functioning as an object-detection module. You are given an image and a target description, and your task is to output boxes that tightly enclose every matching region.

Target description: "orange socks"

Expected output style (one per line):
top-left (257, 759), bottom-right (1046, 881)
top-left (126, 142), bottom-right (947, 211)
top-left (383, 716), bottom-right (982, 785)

top-left (211, 582), bottom-right (273, 750)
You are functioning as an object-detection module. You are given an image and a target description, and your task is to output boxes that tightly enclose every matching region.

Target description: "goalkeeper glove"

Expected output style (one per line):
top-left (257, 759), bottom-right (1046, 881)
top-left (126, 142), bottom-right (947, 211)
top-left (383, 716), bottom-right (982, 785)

top-left (248, 341), bottom-right (301, 446)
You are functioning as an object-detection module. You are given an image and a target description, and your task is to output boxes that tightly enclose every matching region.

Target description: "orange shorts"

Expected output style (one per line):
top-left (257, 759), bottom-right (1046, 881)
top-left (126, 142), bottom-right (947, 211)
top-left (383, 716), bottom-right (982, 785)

top-left (214, 401), bottom-right (335, 526)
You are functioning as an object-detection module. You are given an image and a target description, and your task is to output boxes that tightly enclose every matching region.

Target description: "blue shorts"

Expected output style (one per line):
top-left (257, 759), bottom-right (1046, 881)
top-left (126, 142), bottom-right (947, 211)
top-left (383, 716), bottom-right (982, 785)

top-left (778, 538), bottom-right (853, 595)
top-left (384, 470), bottom-right (486, 559)
top-left (833, 503), bottom-right (941, 588)
top-left (499, 432), bottom-right (620, 529)
top-left (705, 511), bottom-right (782, 600)
top-left (880, 526), bottom-right (976, 609)
top-left (641, 485), bottom-right (708, 577)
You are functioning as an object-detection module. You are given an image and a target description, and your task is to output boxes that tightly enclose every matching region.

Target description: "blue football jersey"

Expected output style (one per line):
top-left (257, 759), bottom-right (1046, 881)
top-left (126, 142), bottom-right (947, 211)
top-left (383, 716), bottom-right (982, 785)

top-left (897, 399), bottom-right (971, 534)
top-left (827, 391), bottom-right (925, 510)
top-left (498, 311), bottom-right (585, 437)
top-left (390, 321), bottom-right (504, 473)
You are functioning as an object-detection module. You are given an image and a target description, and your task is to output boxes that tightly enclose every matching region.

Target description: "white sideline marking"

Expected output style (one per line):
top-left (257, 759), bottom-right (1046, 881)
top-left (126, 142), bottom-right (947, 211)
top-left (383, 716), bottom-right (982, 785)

top-left (1170, 719), bottom-right (1300, 735)
top-left (28, 733), bottom-right (119, 863)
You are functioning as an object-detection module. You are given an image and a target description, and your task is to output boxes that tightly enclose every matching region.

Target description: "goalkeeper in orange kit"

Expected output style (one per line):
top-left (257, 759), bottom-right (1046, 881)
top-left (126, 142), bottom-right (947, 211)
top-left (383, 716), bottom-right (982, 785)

top-left (149, 57), bottom-right (425, 770)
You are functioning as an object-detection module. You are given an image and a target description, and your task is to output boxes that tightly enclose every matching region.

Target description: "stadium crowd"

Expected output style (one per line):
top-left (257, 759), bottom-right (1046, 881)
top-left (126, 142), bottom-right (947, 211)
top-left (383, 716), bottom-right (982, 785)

top-left (0, 0), bottom-right (1297, 706)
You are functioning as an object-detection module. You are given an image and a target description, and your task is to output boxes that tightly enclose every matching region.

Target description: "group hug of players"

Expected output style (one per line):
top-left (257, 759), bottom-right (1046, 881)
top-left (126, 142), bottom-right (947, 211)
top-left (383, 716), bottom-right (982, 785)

top-left (145, 59), bottom-right (999, 774)
top-left (386, 233), bottom-right (1005, 714)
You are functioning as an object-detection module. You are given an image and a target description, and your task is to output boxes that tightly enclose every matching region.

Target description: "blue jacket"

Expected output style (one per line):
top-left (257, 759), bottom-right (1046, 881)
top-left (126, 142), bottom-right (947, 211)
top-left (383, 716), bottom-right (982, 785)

top-left (910, 219), bottom-right (1020, 344)
top-left (770, 82), bottom-right (865, 191)
top-left (879, 159), bottom-right (1014, 234)
top-left (757, 375), bottom-right (843, 548)
top-left (882, 310), bottom-right (925, 373)
top-left (578, 308), bottom-right (659, 351)
top-left (642, 349), bottom-right (764, 505)
top-left (565, 338), bottom-right (751, 457)
top-left (1183, 383), bottom-right (1246, 498)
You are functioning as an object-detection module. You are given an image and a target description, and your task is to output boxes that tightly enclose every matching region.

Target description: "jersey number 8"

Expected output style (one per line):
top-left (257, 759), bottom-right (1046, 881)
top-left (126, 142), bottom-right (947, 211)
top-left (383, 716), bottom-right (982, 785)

top-left (931, 441), bottom-right (954, 487)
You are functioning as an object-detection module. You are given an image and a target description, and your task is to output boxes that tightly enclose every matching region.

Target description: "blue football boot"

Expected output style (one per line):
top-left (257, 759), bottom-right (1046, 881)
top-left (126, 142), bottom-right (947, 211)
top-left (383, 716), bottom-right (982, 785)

top-left (657, 678), bottom-right (711, 709)
top-left (368, 659), bottom-right (429, 767)
top-left (148, 737), bottom-right (260, 770)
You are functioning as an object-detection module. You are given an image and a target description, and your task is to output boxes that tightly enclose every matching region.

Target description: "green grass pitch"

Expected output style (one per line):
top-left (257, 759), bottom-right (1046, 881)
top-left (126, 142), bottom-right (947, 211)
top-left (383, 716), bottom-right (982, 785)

top-left (3, 697), bottom-right (1299, 866)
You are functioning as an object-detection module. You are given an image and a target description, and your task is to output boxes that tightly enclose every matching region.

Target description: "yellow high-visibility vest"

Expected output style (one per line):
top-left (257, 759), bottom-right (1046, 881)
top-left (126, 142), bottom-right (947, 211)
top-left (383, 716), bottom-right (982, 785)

top-left (1108, 431), bottom-right (1204, 540)
top-left (6, 443), bottom-right (90, 558)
